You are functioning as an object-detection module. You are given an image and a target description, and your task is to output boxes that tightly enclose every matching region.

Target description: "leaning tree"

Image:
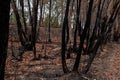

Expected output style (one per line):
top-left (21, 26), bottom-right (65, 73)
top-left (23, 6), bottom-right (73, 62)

top-left (0, 0), bottom-right (11, 79)
top-left (61, 0), bottom-right (120, 74)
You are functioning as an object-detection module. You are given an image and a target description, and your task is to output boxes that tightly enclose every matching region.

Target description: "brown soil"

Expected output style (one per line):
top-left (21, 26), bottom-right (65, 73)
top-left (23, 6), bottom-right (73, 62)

top-left (5, 26), bottom-right (120, 80)
top-left (5, 42), bottom-right (120, 80)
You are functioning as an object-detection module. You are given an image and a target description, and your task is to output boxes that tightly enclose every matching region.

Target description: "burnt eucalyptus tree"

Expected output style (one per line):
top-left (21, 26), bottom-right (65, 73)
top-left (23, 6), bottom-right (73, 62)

top-left (48, 0), bottom-right (52, 43)
top-left (73, 0), bottom-right (81, 50)
top-left (11, 0), bottom-right (39, 60)
top-left (61, 0), bottom-right (120, 74)
top-left (83, 0), bottom-right (120, 73)
top-left (39, 0), bottom-right (44, 27)
top-left (20, 0), bottom-right (27, 33)
top-left (61, 0), bottom-right (71, 73)
top-left (0, 0), bottom-right (11, 79)
top-left (73, 0), bottom-right (94, 71)
top-left (31, 0), bottom-right (39, 59)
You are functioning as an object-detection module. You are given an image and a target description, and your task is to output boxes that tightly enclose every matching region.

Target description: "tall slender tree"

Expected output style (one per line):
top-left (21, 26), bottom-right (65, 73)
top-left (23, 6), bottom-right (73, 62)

top-left (11, 0), bottom-right (39, 60)
top-left (48, 0), bottom-right (52, 43)
top-left (61, 0), bottom-right (71, 73)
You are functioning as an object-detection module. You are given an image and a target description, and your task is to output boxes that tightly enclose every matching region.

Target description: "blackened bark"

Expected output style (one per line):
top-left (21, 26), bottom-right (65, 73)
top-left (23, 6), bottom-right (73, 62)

top-left (83, 36), bottom-right (102, 73)
top-left (61, 0), bottom-right (71, 73)
top-left (20, 0), bottom-right (27, 33)
top-left (83, 1), bottom-right (120, 73)
top-left (73, 0), bottom-right (94, 71)
top-left (31, 0), bottom-right (39, 59)
top-left (73, 0), bottom-right (81, 49)
top-left (87, 0), bottom-right (102, 54)
top-left (48, 0), bottom-right (52, 43)
top-left (39, 0), bottom-right (43, 27)
top-left (106, 2), bottom-right (120, 42)
top-left (11, 0), bottom-right (27, 46)
top-left (11, 0), bottom-right (39, 59)
top-left (0, 0), bottom-right (11, 79)
top-left (27, 0), bottom-right (33, 27)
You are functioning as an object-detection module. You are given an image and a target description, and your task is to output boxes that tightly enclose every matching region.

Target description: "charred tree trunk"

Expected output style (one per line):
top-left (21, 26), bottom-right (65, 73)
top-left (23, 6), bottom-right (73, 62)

top-left (61, 0), bottom-right (120, 74)
top-left (20, 0), bottom-right (27, 33)
top-left (37, 0), bottom-right (44, 40)
top-left (83, 0), bottom-right (120, 73)
top-left (11, 0), bottom-right (28, 47)
top-left (73, 0), bottom-right (81, 49)
top-left (27, 0), bottom-right (33, 27)
top-left (61, 0), bottom-right (71, 73)
top-left (48, 0), bottom-right (52, 43)
top-left (31, 0), bottom-right (39, 59)
top-left (0, 0), bottom-right (11, 79)
top-left (11, 0), bottom-right (39, 60)
top-left (73, 0), bottom-right (94, 71)
top-left (39, 0), bottom-right (43, 27)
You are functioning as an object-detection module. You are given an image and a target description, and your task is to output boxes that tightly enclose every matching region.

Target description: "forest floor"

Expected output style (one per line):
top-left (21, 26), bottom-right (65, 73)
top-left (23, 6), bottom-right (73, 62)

top-left (5, 26), bottom-right (120, 80)
top-left (5, 41), bottom-right (120, 80)
top-left (87, 42), bottom-right (120, 80)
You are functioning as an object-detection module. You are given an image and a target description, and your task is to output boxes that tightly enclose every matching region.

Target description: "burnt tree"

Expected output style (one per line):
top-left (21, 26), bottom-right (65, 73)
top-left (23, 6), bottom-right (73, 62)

top-left (11, 0), bottom-right (39, 60)
top-left (0, 0), bottom-right (11, 79)
top-left (61, 0), bottom-right (71, 73)
top-left (61, 0), bottom-right (120, 74)
top-left (48, 0), bottom-right (52, 43)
